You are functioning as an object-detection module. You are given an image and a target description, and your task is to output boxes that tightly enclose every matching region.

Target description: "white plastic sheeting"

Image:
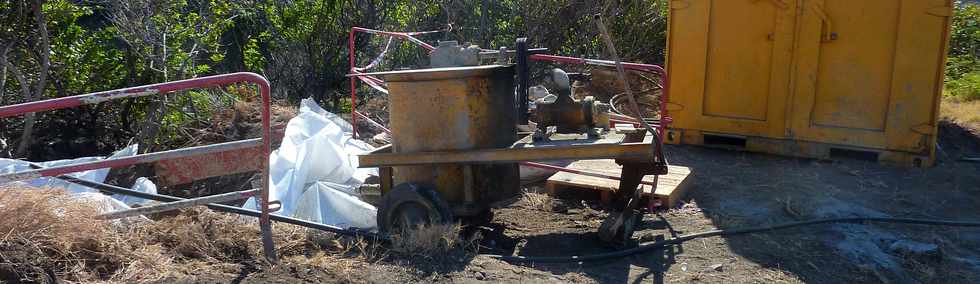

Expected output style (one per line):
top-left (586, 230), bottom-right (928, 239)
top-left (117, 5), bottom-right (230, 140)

top-left (2, 98), bottom-right (379, 228)
top-left (519, 160), bottom-right (572, 184)
top-left (244, 98), bottom-right (378, 229)
top-left (0, 144), bottom-right (157, 211)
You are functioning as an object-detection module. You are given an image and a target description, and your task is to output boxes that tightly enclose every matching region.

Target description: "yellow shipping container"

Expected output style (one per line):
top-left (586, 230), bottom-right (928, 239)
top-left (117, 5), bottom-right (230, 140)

top-left (665, 0), bottom-right (954, 167)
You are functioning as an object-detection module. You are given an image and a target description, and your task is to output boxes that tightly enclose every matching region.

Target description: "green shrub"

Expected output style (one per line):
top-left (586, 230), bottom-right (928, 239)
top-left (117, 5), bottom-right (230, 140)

top-left (946, 71), bottom-right (980, 101)
top-left (945, 1), bottom-right (980, 101)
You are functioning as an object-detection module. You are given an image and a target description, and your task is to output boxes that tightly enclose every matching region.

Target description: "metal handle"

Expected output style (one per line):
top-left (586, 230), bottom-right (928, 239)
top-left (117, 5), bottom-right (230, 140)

top-left (806, 1), bottom-right (837, 42)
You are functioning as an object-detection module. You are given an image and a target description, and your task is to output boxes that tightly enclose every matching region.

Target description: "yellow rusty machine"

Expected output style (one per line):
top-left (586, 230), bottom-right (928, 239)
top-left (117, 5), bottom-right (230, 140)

top-left (355, 40), bottom-right (667, 243)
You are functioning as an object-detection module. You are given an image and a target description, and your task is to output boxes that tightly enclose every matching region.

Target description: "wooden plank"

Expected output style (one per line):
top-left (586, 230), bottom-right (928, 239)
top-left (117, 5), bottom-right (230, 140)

top-left (546, 159), bottom-right (692, 208)
top-left (667, 128), bottom-right (933, 167)
top-left (358, 133), bottom-right (656, 167)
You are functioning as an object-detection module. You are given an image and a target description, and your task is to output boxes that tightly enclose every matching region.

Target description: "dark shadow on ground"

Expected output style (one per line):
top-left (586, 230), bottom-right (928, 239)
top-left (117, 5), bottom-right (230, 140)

top-left (482, 121), bottom-right (980, 283)
top-left (478, 208), bottom-right (684, 283)
top-left (657, 125), bottom-right (980, 283)
top-left (938, 120), bottom-right (980, 160)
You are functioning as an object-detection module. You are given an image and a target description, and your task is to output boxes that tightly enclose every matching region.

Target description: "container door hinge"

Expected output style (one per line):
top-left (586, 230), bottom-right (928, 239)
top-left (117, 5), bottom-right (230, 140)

top-left (671, 0), bottom-right (690, 10)
top-left (926, 6), bottom-right (953, 17)
top-left (911, 124), bottom-right (936, 135)
top-left (752, 0), bottom-right (789, 9)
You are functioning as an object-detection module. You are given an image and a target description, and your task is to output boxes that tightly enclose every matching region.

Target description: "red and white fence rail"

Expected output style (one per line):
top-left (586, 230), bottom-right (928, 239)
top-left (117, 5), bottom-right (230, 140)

top-left (0, 72), bottom-right (279, 261)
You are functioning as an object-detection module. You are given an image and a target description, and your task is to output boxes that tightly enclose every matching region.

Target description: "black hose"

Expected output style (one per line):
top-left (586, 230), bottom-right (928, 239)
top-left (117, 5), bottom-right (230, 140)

top-left (33, 166), bottom-right (980, 265)
top-left (485, 217), bottom-right (980, 264)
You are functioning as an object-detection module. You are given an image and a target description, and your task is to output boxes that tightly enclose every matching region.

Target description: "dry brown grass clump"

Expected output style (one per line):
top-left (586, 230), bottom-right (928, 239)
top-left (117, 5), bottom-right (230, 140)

top-left (573, 68), bottom-right (663, 118)
top-left (138, 208), bottom-right (301, 263)
top-left (0, 185), bottom-right (172, 283)
top-left (520, 189), bottom-right (556, 212)
top-left (210, 99), bottom-right (297, 142)
top-left (941, 99), bottom-right (980, 126)
top-left (0, 185), bottom-right (379, 283)
top-left (389, 223), bottom-right (470, 256)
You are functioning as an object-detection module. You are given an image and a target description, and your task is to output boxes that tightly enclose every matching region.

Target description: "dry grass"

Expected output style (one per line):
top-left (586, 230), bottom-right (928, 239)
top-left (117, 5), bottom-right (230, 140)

top-left (941, 99), bottom-right (980, 126)
top-left (0, 186), bottom-right (172, 283)
top-left (389, 223), bottom-right (472, 257)
top-left (0, 184), bottom-right (486, 282)
top-left (280, 235), bottom-right (384, 282)
top-left (520, 188), bottom-right (555, 212)
top-left (0, 185), bottom-right (379, 283)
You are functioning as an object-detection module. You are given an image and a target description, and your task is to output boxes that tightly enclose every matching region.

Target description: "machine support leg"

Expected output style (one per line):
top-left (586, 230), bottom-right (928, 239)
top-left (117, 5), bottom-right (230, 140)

top-left (613, 163), bottom-right (646, 209)
top-left (599, 162), bottom-right (656, 244)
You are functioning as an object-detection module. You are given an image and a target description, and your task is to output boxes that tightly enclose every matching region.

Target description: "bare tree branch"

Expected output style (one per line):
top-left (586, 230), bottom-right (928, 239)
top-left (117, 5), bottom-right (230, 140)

top-left (0, 44), bottom-right (9, 106)
top-left (2, 47), bottom-right (34, 140)
top-left (14, 0), bottom-right (50, 157)
top-left (1, 43), bottom-right (15, 157)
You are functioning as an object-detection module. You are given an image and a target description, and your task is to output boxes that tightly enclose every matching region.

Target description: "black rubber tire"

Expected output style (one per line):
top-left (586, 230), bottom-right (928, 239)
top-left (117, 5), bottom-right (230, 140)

top-left (377, 183), bottom-right (454, 232)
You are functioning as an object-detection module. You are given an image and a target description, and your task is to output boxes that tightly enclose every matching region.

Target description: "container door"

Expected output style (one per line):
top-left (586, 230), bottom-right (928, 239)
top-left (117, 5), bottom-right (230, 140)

top-left (789, 0), bottom-right (950, 153)
top-left (667, 0), bottom-right (797, 138)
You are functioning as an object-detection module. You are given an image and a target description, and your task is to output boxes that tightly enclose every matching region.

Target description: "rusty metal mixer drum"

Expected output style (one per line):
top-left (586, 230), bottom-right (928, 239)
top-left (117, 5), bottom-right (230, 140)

top-left (374, 65), bottom-right (520, 230)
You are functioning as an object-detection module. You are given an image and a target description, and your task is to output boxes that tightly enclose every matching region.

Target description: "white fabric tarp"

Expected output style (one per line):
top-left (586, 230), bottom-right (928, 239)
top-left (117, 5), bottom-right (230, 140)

top-left (244, 98), bottom-right (378, 229)
top-left (0, 144), bottom-right (157, 211)
top-left (2, 98), bottom-right (378, 229)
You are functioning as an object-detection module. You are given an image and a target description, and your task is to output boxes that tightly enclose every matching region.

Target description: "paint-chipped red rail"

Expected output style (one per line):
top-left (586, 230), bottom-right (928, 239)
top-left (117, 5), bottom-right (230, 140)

top-left (349, 27), bottom-right (441, 137)
top-left (0, 72), bottom-right (278, 262)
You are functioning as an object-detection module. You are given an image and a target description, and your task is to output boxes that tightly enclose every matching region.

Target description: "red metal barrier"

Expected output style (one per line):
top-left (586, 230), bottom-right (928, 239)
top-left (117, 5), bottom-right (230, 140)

top-left (346, 27), bottom-right (672, 139)
top-left (349, 27), bottom-right (441, 138)
top-left (0, 72), bottom-right (279, 261)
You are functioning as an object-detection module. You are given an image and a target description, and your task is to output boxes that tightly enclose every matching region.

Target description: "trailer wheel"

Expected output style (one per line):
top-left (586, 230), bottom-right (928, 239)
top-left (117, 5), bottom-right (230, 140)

top-left (378, 183), bottom-right (453, 232)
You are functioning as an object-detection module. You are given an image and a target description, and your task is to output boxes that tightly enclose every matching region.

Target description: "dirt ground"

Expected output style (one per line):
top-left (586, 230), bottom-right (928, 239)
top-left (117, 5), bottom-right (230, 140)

top-left (150, 121), bottom-right (980, 284)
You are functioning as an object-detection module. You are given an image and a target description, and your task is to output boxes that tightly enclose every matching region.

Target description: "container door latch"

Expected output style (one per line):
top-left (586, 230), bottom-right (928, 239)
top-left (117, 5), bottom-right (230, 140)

top-left (804, 1), bottom-right (837, 42)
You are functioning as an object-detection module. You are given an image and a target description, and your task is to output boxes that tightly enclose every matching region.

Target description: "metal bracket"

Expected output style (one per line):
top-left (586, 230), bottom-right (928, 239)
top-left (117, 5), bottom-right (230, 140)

top-left (807, 1), bottom-right (837, 42)
top-left (910, 124), bottom-right (936, 135)
top-left (670, 0), bottom-right (690, 10)
top-left (926, 6), bottom-right (953, 17)
top-left (753, 0), bottom-right (789, 9)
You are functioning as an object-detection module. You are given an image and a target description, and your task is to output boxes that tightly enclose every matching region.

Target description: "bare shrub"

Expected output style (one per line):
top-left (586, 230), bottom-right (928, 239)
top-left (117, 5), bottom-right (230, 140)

top-left (521, 189), bottom-right (555, 212)
top-left (0, 185), bottom-right (172, 283)
top-left (389, 223), bottom-right (471, 257)
top-left (0, 185), bottom-right (372, 282)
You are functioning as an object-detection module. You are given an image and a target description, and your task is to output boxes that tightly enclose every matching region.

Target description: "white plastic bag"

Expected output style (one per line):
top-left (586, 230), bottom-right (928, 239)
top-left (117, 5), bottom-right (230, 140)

top-left (244, 98), bottom-right (378, 229)
top-left (0, 145), bottom-right (157, 214)
top-left (0, 144), bottom-right (138, 194)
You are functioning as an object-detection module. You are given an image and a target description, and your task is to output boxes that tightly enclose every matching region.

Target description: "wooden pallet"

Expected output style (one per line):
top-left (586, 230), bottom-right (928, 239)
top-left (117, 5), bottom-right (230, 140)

top-left (664, 128), bottom-right (935, 168)
top-left (545, 159), bottom-right (693, 208)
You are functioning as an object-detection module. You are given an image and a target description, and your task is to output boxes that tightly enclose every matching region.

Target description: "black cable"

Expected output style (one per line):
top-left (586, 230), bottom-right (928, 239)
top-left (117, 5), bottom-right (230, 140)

top-left (485, 217), bottom-right (980, 264)
top-left (35, 172), bottom-right (980, 265)
top-left (39, 171), bottom-right (386, 241)
top-left (30, 167), bottom-right (980, 266)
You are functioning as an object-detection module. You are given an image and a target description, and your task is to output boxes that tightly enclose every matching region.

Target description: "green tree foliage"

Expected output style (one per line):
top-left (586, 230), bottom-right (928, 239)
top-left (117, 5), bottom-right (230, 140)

top-left (947, 1), bottom-right (980, 101)
top-left (1, 0), bottom-right (972, 158)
